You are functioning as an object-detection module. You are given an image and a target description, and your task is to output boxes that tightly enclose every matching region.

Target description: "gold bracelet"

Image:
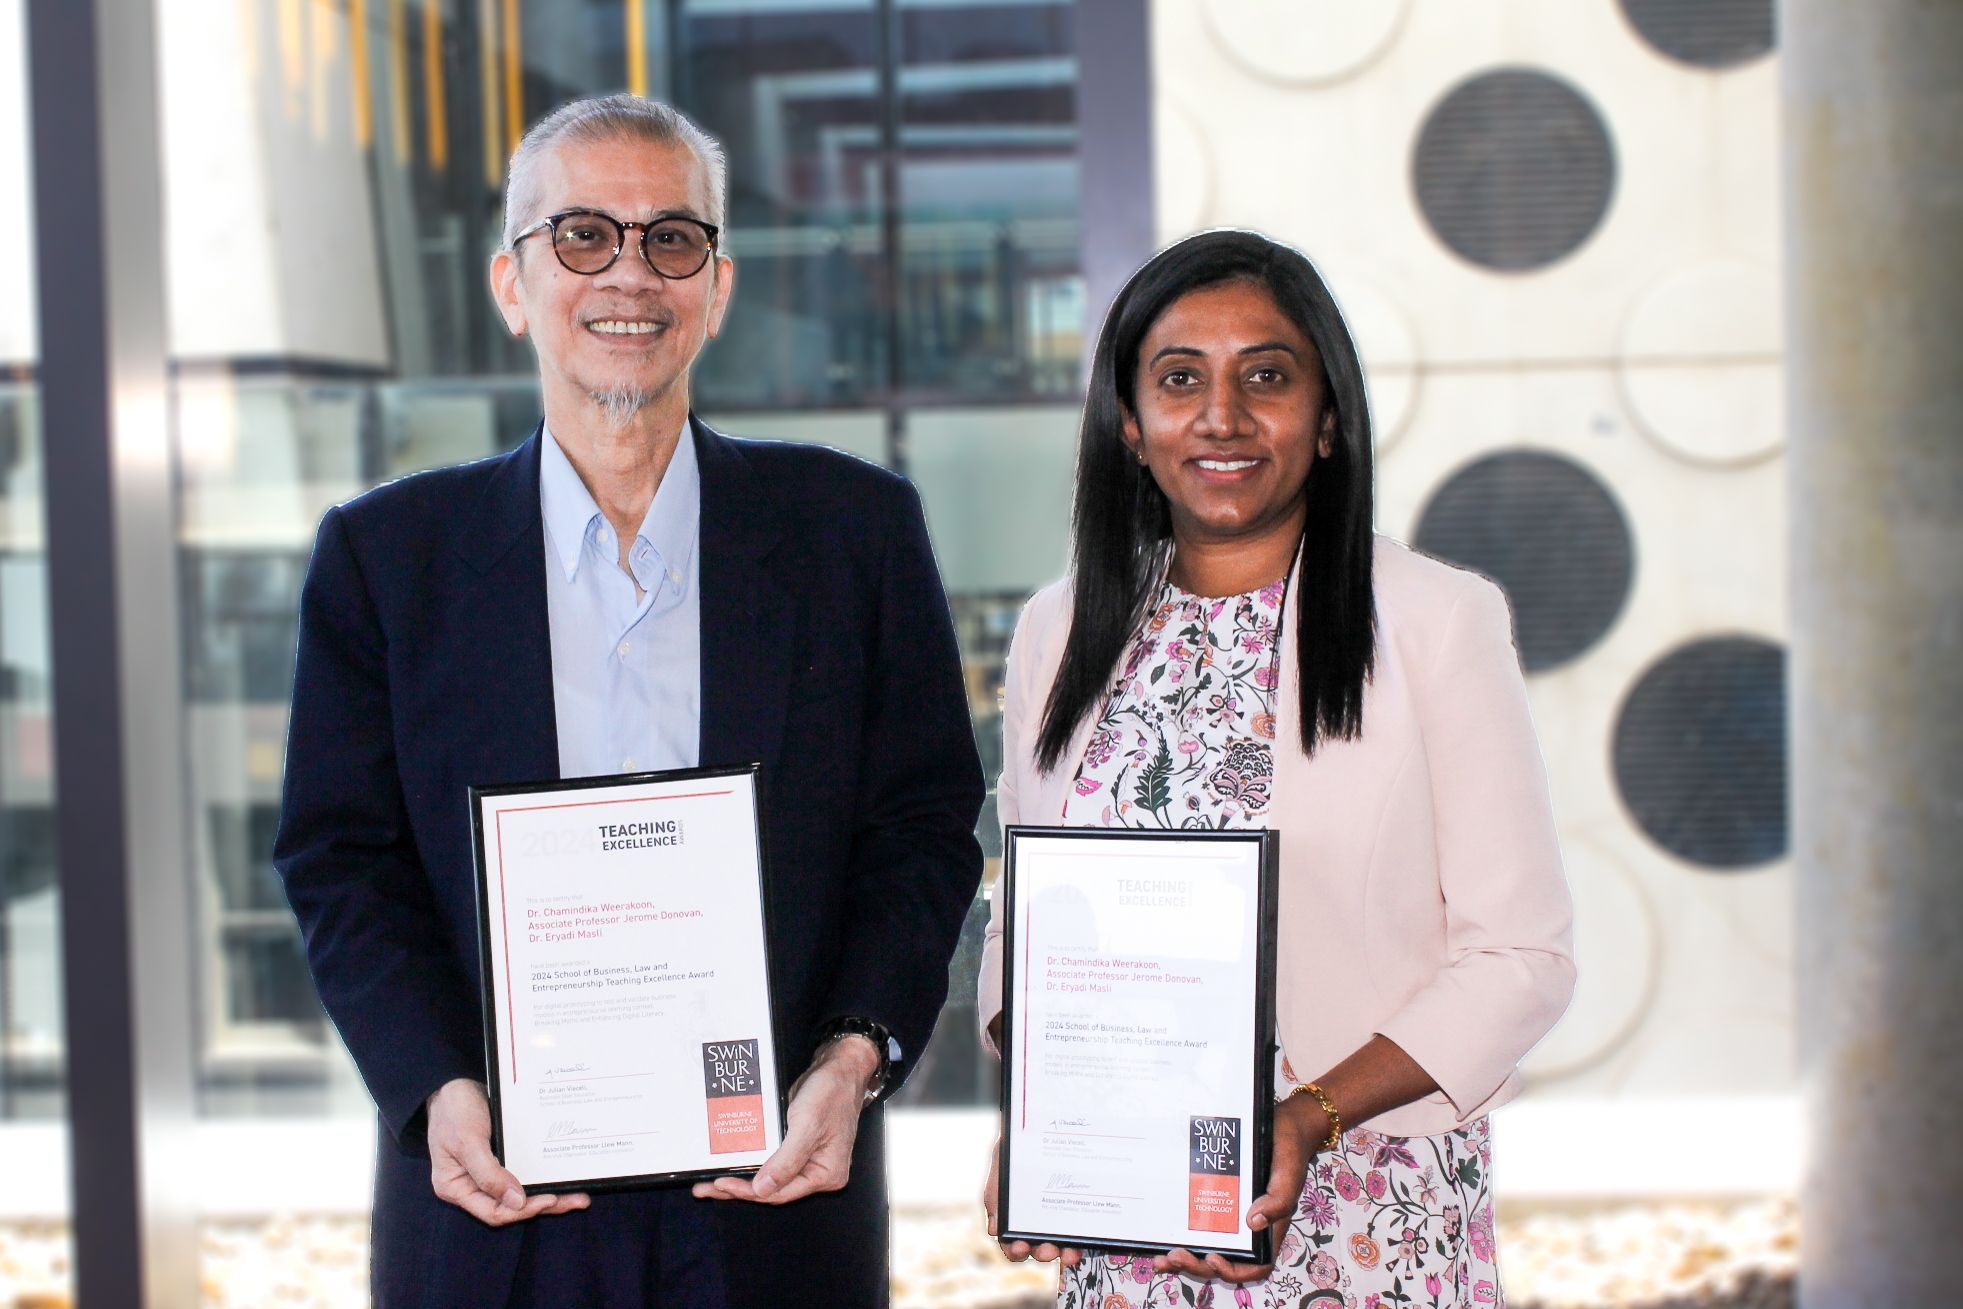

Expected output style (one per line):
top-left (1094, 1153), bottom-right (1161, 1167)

top-left (1287, 1081), bottom-right (1343, 1154)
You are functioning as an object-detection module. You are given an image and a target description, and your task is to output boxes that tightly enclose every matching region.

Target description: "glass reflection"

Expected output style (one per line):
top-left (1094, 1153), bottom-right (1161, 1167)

top-left (155, 0), bottom-right (1087, 1128)
top-left (140, 12), bottom-right (1088, 1305)
top-left (0, 384), bottom-right (57, 1123)
top-left (897, 0), bottom-right (1083, 397)
top-left (677, 0), bottom-right (888, 407)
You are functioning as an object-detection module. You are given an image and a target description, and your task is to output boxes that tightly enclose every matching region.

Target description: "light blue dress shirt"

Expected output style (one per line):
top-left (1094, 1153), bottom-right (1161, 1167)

top-left (540, 422), bottom-right (701, 779)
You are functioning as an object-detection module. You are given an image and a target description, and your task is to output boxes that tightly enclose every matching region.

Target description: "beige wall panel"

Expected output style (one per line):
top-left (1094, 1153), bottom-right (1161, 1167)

top-left (1150, 0), bottom-right (1780, 370)
top-left (1152, 0), bottom-right (1793, 1105)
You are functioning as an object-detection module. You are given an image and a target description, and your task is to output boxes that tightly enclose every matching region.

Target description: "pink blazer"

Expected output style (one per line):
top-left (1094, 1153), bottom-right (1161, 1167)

top-left (977, 537), bottom-right (1576, 1136)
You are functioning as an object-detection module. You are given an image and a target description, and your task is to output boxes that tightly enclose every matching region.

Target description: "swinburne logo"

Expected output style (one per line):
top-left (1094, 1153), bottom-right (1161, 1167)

top-left (1188, 1116), bottom-right (1241, 1234)
top-left (702, 1039), bottom-right (766, 1153)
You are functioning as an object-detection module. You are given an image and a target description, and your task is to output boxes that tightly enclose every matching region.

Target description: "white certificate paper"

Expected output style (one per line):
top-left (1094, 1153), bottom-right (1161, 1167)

top-left (998, 827), bottom-right (1277, 1259)
top-left (471, 765), bottom-right (783, 1190)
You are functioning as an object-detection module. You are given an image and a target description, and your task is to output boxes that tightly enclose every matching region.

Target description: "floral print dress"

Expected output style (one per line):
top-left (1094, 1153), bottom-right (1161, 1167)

top-left (1054, 576), bottom-right (1505, 1309)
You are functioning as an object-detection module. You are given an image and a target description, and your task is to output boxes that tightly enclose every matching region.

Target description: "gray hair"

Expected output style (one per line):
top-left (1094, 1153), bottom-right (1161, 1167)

top-left (502, 94), bottom-right (728, 249)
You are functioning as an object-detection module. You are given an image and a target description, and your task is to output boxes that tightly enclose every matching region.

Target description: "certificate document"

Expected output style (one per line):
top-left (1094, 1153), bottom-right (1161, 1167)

top-left (997, 826), bottom-right (1278, 1260)
top-left (470, 765), bottom-right (784, 1191)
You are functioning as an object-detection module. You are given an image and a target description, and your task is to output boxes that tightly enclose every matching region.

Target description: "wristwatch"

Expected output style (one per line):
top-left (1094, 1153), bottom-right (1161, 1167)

top-left (817, 1016), bottom-right (900, 1105)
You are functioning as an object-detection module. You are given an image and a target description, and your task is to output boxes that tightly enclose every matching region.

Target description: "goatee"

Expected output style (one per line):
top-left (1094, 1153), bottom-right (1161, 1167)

top-left (588, 384), bottom-right (659, 429)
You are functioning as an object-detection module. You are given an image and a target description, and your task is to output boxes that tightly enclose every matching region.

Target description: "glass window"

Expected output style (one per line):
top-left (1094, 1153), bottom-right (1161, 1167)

top-left (672, 0), bottom-right (1085, 411)
top-left (697, 408), bottom-right (889, 465)
top-left (887, 404), bottom-right (1074, 1109)
top-left (897, 0), bottom-right (1082, 398)
top-left (676, 0), bottom-right (888, 409)
top-left (157, 0), bottom-right (1087, 1116)
top-left (146, 0), bottom-right (1084, 1297)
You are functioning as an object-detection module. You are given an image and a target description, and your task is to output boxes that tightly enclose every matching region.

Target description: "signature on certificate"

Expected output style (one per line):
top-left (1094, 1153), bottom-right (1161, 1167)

top-left (1044, 1173), bottom-right (1091, 1193)
top-left (545, 1120), bottom-right (600, 1141)
top-left (544, 1063), bottom-right (592, 1078)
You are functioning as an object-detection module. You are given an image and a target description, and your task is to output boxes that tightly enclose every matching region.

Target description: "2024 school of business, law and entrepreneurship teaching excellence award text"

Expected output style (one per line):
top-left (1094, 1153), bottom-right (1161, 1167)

top-left (997, 826), bottom-right (1279, 1262)
top-left (471, 765), bottom-right (784, 1192)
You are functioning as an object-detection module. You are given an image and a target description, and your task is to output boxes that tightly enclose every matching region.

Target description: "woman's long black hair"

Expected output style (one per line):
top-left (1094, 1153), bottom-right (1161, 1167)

top-left (1034, 229), bottom-right (1377, 772)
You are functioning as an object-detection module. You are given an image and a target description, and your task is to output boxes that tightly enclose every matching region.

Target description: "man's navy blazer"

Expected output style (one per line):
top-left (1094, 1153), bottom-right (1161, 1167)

top-left (273, 419), bottom-right (985, 1307)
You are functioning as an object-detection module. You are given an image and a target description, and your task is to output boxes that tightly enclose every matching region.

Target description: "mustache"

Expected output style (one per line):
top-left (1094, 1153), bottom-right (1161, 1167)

top-left (579, 302), bottom-right (678, 326)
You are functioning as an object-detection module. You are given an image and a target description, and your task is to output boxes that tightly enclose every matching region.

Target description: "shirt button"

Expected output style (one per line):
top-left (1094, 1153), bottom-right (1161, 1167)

top-left (622, 756), bottom-right (636, 771)
top-left (617, 641), bottom-right (630, 657)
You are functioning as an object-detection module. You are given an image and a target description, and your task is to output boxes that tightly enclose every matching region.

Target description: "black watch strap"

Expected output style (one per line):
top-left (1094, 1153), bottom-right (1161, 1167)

top-left (819, 1016), bottom-right (898, 1104)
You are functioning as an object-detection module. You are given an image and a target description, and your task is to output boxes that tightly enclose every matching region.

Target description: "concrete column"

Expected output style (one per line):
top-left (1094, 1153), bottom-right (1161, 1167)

top-left (1784, 2), bottom-right (1963, 1304)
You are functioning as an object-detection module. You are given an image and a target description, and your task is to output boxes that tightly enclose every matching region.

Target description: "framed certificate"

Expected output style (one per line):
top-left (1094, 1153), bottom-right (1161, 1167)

top-left (997, 825), bottom-right (1280, 1261)
top-left (470, 764), bottom-right (784, 1192)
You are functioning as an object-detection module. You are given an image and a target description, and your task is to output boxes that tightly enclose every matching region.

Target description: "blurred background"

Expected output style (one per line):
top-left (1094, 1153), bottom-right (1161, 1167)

top-left (0, 1), bottom-right (1812, 1306)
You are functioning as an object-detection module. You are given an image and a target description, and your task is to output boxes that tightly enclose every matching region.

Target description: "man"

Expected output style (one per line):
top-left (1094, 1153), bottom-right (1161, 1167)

top-left (274, 94), bottom-right (984, 1307)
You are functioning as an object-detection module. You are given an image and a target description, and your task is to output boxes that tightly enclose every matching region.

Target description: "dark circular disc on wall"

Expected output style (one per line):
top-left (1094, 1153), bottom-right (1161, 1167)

top-left (1620, 0), bottom-right (1775, 70)
top-left (1412, 68), bottom-right (1617, 273)
top-left (1613, 636), bottom-right (1788, 869)
top-left (1413, 449), bottom-right (1634, 672)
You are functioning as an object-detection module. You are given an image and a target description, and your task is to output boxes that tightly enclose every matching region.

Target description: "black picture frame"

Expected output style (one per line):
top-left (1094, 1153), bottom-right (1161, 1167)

top-left (468, 762), bottom-right (787, 1193)
top-left (996, 824), bottom-right (1280, 1263)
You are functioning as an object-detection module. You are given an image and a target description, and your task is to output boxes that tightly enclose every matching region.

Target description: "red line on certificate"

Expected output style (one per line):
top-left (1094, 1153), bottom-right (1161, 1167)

top-left (1019, 893), bottom-right (1033, 1132)
top-left (1040, 1191), bottom-right (1144, 1201)
top-left (499, 789), bottom-right (732, 814)
top-left (1041, 1131), bottom-right (1147, 1141)
top-left (496, 807), bottom-right (519, 1085)
top-left (539, 1070), bottom-right (659, 1085)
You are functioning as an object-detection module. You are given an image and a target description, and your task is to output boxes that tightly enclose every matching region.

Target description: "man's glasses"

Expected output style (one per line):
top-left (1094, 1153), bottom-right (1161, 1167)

top-left (510, 210), bottom-right (721, 279)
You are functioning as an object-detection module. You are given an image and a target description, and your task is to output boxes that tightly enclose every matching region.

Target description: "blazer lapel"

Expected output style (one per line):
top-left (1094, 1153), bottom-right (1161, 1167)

top-left (693, 416), bottom-right (794, 774)
top-left (448, 426), bottom-right (560, 785)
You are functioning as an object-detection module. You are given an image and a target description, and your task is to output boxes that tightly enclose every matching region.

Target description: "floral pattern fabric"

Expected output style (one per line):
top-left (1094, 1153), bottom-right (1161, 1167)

top-left (1054, 1119), bottom-right (1503, 1309)
top-left (1053, 575), bottom-right (1505, 1309)
top-left (1061, 576), bottom-right (1287, 830)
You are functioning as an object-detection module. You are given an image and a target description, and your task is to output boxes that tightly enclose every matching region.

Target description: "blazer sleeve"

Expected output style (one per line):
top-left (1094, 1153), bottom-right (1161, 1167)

top-left (817, 479), bottom-right (986, 1077)
top-left (272, 506), bottom-right (482, 1147)
top-left (1373, 577), bottom-right (1577, 1116)
top-left (975, 583), bottom-right (1056, 1057)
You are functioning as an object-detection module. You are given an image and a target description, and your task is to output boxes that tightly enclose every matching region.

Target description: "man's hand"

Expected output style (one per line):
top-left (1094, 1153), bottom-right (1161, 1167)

top-left (426, 1078), bottom-right (590, 1226)
top-left (983, 1134), bottom-right (1084, 1268)
top-left (692, 1035), bottom-right (878, 1205)
top-left (1151, 1091), bottom-right (1326, 1283)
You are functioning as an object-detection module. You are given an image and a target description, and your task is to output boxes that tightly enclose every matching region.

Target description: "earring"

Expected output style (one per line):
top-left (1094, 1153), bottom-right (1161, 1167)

top-left (1134, 447), bottom-right (1147, 465)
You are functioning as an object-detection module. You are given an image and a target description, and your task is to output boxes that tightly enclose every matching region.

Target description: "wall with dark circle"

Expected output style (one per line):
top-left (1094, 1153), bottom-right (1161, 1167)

top-left (1150, 0), bottom-right (1787, 1098)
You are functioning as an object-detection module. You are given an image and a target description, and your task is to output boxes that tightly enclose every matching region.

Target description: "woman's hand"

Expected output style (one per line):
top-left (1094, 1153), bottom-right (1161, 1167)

top-left (983, 1135), bottom-right (1086, 1268)
top-left (1151, 1090), bottom-right (1331, 1283)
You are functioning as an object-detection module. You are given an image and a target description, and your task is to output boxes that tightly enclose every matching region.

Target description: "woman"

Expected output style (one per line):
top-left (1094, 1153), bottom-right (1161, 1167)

top-left (977, 229), bottom-right (1575, 1309)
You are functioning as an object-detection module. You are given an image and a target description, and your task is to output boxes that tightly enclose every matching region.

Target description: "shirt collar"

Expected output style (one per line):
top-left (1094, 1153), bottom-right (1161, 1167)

top-left (539, 419), bottom-right (701, 590)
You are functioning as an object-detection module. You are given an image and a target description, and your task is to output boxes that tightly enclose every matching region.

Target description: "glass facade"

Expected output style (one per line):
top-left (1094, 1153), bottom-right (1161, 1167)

top-left (0, 0), bottom-right (52, 1122)
top-left (122, 0), bottom-right (1085, 1121)
top-left (0, 384), bottom-right (56, 1122)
